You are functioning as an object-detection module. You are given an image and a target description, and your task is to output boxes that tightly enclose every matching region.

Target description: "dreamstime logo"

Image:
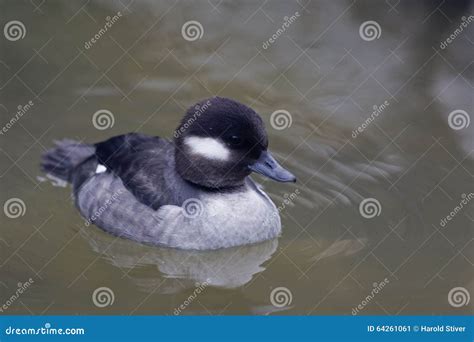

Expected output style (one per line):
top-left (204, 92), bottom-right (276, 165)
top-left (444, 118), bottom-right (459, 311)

top-left (352, 278), bottom-right (390, 315)
top-left (173, 100), bottom-right (212, 138)
top-left (0, 100), bottom-right (34, 136)
top-left (262, 189), bottom-right (301, 228)
top-left (448, 287), bottom-right (470, 308)
top-left (352, 100), bottom-right (390, 138)
top-left (439, 192), bottom-right (473, 228)
top-left (181, 198), bottom-right (204, 218)
top-left (92, 287), bottom-right (115, 308)
top-left (3, 198), bottom-right (26, 218)
top-left (270, 287), bottom-right (293, 308)
top-left (3, 20), bottom-right (26, 41)
top-left (92, 109), bottom-right (115, 130)
top-left (4, 323), bottom-right (85, 336)
top-left (270, 110), bottom-right (292, 130)
top-left (84, 189), bottom-right (124, 226)
top-left (262, 11), bottom-right (300, 49)
top-left (173, 281), bottom-right (209, 315)
top-left (84, 11), bottom-right (122, 50)
top-left (440, 16), bottom-right (474, 50)
top-left (448, 109), bottom-right (470, 130)
top-left (359, 21), bottom-right (381, 41)
top-left (0, 278), bottom-right (34, 313)
top-left (181, 21), bottom-right (203, 42)
top-left (275, 189), bottom-right (300, 213)
top-left (359, 198), bottom-right (381, 219)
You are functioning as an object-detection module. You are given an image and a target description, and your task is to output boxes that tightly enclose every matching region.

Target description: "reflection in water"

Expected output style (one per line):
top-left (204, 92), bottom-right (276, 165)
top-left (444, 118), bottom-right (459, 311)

top-left (81, 227), bottom-right (278, 291)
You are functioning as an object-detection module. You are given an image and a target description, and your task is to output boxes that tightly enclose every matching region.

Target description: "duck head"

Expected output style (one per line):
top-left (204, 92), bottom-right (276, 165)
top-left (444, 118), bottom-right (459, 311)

top-left (174, 97), bottom-right (296, 189)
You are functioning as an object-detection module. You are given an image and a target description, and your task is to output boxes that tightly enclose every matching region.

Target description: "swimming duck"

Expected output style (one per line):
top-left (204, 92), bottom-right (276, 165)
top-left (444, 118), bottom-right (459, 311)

top-left (41, 97), bottom-right (296, 250)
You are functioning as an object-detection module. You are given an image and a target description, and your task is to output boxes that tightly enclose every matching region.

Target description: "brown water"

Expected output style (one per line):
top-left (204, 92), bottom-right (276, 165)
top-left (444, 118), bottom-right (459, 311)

top-left (1, 0), bottom-right (473, 315)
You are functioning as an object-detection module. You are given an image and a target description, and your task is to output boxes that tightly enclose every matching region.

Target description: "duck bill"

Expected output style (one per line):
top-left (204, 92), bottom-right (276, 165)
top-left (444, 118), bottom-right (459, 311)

top-left (249, 150), bottom-right (296, 183)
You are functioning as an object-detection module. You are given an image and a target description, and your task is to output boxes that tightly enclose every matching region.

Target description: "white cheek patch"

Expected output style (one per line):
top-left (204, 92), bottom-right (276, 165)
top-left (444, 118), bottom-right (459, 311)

top-left (95, 164), bottom-right (107, 174)
top-left (184, 136), bottom-right (230, 161)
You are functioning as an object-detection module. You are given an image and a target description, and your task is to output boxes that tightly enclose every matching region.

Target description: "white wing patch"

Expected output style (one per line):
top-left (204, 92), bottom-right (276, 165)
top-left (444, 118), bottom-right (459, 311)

top-left (95, 164), bottom-right (107, 174)
top-left (184, 136), bottom-right (230, 161)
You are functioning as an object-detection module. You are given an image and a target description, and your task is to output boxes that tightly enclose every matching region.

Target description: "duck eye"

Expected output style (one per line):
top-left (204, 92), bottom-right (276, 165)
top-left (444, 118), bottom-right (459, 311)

top-left (228, 135), bottom-right (242, 146)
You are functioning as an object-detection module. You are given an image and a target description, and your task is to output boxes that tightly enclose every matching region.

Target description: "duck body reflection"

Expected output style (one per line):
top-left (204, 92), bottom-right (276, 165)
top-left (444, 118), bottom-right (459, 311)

top-left (82, 227), bottom-right (278, 291)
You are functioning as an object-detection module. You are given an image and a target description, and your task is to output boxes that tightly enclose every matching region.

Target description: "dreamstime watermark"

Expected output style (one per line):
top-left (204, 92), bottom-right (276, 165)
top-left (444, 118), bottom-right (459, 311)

top-left (173, 100), bottom-right (212, 138)
top-left (440, 15), bottom-right (474, 50)
top-left (3, 197), bottom-right (26, 219)
top-left (3, 20), bottom-right (26, 41)
top-left (181, 21), bottom-right (203, 41)
top-left (181, 198), bottom-right (204, 218)
top-left (84, 189), bottom-right (123, 226)
top-left (261, 189), bottom-right (300, 228)
top-left (173, 281), bottom-right (209, 315)
top-left (5, 323), bottom-right (85, 336)
top-left (352, 100), bottom-right (390, 138)
top-left (359, 198), bottom-right (381, 219)
top-left (352, 278), bottom-right (390, 315)
top-left (92, 109), bottom-right (115, 130)
top-left (448, 109), bottom-right (470, 130)
top-left (359, 21), bottom-right (381, 41)
top-left (439, 192), bottom-right (473, 228)
top-left (92, 287), bottom-right (115, 308)
top-left (270, 287), bottom-right (293, 308)
top-left (0, 278), bottom-right (34, 313)
top-left (262, 11), bottom-right (300, 49)
top-left (0, 100), bottom-right (34, 136)
top-left (270, 109), bottom-right (292, 130)
top-left (275, 189), bottom-right (300, 213)
top-left (448, 287), bottom-right (470, 308)
top-left (84, 12), bottom-right (122, 50)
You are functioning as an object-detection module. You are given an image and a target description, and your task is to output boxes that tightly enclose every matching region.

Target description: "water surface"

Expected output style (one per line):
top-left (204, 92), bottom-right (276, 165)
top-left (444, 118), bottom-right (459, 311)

top-left (1, 0), bottom-right (473, 315)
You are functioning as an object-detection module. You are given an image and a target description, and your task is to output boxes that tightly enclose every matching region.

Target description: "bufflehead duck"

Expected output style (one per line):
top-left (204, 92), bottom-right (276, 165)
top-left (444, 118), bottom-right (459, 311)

top-left (41, 97), bottom-right (296, 250)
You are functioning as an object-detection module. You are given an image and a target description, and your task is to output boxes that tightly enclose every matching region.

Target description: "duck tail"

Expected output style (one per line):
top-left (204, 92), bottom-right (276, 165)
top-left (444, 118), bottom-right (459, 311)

top-left (40, 139), bottom-right (95, 182)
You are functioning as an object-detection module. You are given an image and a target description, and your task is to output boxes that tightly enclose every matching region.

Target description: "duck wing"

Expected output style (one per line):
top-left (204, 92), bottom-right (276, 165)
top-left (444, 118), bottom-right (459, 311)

top-left (94, 133), bottom-right (174, 209)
